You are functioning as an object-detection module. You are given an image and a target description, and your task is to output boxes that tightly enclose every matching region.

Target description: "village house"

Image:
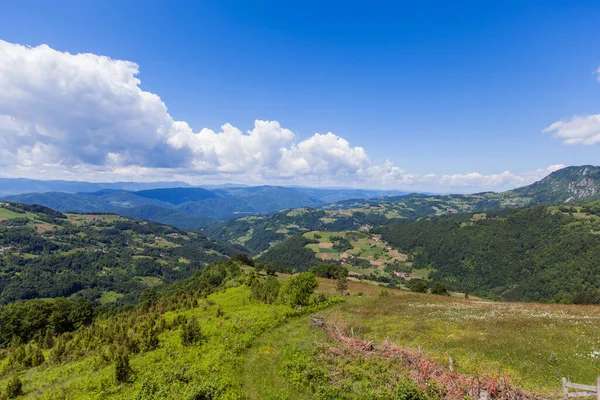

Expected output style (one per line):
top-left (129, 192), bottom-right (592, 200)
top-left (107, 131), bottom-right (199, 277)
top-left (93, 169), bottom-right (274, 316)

top-left (393, 271), bottom-right (411, 280)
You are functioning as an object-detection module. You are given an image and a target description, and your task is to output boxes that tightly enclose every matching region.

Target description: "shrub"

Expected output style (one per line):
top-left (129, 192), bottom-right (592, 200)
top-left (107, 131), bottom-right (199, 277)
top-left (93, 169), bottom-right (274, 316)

top-left (573, 291), bottom-right (600, 305)
top-left (309, 263), bottom-right (348, 280)
top-left (430, 282), bottom-right (449, 296)
top-left (29, 345), bottom-right (45, 367)
top-left (409, 281), bottom-right (428, 293)
top-left (114, 349), bottom-right (133, 384)
top-left (6, 376), bottom-right (23, 398)
top-left (396, 379), bottom-right (428, 400)
top-left (250, 275), bottom-right (280, 304)
top-left (278, 273), bottom-right (318, 307)
top-left (181, 320), bottom-right (204, 347)
top-left (139, 323), bottom-right (160, 352)
top-left (336, 277), bottom-right (348, 296)
top-left (230, 253), bottom-right (254, 267)
top-left (380, 289), bottom-right (390, 297)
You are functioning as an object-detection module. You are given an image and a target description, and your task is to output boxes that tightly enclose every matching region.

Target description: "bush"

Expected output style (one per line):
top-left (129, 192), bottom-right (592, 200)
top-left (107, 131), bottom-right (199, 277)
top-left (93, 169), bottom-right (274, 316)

top-left (396, 379), bottom-right (428, 400)
top-left (380, 289), bottom-right (389, 297)
top-left (114, 349), bottom-right (133, 383)
top-left (335, 278), bottom-right (348, 296)
top-left (309, 263), bottom-right (348, 280)
top-left (409, 281), bottom-right (428, 293)
top-left (6, 376), bottom-right (23, 398)
top-left (230, 253), bottom-right (254, 267)
top-left (430, 282), bottom-right (449, 296)
top-left (250, 275), bottom-right (280, 304)
top-left (181, 320), bottom-right (204, 346)
top-left (278, 273), bottom-right (319, 307)
top-left (573, 291), bottom-right (600, 305)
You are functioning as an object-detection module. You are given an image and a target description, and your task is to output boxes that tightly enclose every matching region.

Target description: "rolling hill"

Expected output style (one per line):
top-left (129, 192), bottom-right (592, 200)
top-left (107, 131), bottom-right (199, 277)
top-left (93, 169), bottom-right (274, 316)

top-left (379, 202), bottom-right (600, 302)
top-left (0, 202), bottom-right (242, 305)
top-left (208, 165), bottom-right (600, 252)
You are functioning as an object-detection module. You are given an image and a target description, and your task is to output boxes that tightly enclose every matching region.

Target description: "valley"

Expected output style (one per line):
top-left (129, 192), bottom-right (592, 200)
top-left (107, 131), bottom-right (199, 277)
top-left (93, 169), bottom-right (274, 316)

top-left (2, 166), bottom-right (600, 398)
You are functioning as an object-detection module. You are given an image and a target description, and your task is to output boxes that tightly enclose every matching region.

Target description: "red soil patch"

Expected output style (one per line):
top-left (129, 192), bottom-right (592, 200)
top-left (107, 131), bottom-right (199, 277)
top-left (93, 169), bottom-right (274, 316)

top-left (311, 318), bottom-right (531, 400)
top-left (84, 215), bottom-right (105, 221)
top-left (0, 217), bottom-right (7, 222)
top-left (319, 253), bottom-right (334, 260)
top-left (318, 242), bottom-right (334, 249)
top-left (388, 249), bottom-right (408, 261)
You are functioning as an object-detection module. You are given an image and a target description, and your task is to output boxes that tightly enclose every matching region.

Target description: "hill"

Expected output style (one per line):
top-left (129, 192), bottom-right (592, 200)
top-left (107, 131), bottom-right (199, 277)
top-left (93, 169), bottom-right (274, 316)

top-left (208, 165), bottom-right (600, 252)
top-left (2, 185), bottom-right (406, 229)
top-left (379, 202), bottom-right (600, 302)
top-left (0, 263), bottom-right (598, 399)
top-left (205, 206), bottom-right (393, 254)
top-left (508, 165), bottom-right (600, 203)
top-left (0, 202), bottom-right (242, 305)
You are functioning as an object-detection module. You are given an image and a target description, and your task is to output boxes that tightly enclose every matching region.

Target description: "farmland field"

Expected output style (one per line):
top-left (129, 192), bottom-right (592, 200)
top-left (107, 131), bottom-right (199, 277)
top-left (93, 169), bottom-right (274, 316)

top-left (303, 230), bottom-right (413, 280)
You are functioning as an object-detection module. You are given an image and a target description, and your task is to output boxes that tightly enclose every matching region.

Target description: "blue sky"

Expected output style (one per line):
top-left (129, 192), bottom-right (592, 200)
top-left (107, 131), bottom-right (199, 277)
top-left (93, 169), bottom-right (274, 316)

top-left (0, 1), bottom-right (599, 191)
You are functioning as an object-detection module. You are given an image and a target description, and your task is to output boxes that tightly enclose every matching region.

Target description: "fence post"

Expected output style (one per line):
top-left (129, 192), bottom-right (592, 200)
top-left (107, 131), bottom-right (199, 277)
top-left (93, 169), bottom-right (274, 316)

top-left (596, 376), bottom-right (600, 400)
top-left (562, 378), bottom-right (568, 400)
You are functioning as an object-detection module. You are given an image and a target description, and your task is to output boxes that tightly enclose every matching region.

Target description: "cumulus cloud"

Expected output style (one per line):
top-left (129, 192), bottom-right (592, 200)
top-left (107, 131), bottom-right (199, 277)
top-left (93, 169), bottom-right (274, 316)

top-left (0, 40), bottom-right (563, 192)
top-left (543, 115), bottom-right (600, 145)
top-left (543, 65), bottom-right (600, 146)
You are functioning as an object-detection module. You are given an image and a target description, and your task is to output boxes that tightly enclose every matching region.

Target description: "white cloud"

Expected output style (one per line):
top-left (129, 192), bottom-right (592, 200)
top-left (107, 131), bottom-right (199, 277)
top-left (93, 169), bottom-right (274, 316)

top-left (543, 115), bottom-right (600, 145)
top-left (0, 40), bottom-right (565, 192)
top-left (543, 65), bottom-right (600, 146)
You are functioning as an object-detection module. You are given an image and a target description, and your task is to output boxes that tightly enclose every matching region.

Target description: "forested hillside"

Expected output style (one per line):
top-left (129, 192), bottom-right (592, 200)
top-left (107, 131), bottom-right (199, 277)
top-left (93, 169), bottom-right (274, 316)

top-left (380, 203), bottom-right (600, 302)
top-left (209, 166), bottom-right (600, 254)
top-left (205, 207), bottom-right (392, 254)
top-left (0, 202), bottom-right (241, 305)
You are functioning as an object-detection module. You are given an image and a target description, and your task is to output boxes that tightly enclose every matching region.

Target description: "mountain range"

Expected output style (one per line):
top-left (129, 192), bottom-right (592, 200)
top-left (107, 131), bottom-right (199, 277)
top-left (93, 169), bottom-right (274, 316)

top-left (207, 165), bottom-right (600, 253)
top-left (1, 184), bottom-right (408, 230)
top-left (0, 178), bottom-right (192, 197)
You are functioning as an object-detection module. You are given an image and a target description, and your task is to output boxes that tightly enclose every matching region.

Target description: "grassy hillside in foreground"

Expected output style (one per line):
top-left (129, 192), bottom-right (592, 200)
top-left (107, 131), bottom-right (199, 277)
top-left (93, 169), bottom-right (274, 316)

top-left (243, 291), bottom-right (600, 399)
top-left (0, 202), bottom-right (241, 305)
top-left (380, 204), bottom-right (600, 302)
top-left (2, 265), bottom-right (600, 399)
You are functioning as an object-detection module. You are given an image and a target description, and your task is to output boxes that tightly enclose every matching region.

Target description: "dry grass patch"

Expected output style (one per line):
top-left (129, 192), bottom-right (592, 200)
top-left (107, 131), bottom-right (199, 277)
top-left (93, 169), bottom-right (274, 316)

top-left (325, 294), bottom-right (600, 397)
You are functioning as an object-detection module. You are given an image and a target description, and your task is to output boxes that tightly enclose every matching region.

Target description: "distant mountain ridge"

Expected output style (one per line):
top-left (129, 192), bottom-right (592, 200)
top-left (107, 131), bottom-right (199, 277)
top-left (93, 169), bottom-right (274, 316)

top-left (1, 184), bottom-right (408, 230)
top-left (4, 165), bottom-right (599, 234)
top-left (206, 165), bottom-right (600, 252)
top-left (0, 178), bottom-right (191, 197)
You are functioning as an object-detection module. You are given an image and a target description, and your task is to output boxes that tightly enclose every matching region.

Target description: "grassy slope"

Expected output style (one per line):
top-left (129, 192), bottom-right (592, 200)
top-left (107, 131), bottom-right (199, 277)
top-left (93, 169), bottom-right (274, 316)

top-left (0, 285), bottom-right (340, 399)
top-left (243, 283), bottom-right (600, 399)
top-left (2, 275), bottom-right (599, 398)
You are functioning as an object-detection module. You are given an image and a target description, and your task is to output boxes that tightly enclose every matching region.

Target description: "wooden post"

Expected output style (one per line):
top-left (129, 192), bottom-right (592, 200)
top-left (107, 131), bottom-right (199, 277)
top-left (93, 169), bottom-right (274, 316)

top-left (449, 357), bottom-right (454, 372)
top-left (562, 378), bottom-right (569, 400)
top-left (596, 376), bottom-right (600, 400)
